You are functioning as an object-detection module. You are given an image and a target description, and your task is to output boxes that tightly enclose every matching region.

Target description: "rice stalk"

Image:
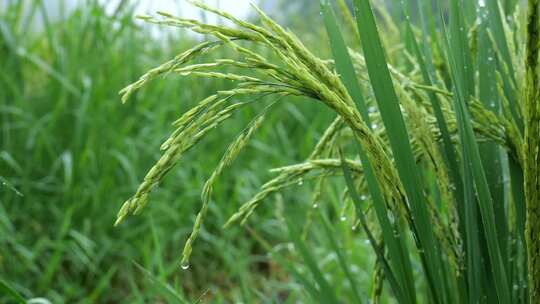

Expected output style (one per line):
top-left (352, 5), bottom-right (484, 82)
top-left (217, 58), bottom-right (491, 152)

top-left (524, 0), bottom-right (540, 299)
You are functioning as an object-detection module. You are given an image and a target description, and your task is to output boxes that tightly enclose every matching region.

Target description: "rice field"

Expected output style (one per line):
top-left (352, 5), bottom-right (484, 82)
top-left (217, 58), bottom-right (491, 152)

top-left (1, 0), bottom-right (540, 303)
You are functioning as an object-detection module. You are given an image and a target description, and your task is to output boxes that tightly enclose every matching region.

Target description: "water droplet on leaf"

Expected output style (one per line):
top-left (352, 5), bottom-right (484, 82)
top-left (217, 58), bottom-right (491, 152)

top-left (181, 262), bottom-right (190, 270)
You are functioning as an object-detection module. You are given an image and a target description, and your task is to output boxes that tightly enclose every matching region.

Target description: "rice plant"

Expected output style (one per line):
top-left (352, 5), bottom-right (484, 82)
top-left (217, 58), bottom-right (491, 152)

top-left (116, 0), bottom-right (540, 302)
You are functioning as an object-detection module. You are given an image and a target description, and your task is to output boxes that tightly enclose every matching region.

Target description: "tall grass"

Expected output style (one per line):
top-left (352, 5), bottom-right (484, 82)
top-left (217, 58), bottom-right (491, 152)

top-left (116, 0), bottom-right (540, 302)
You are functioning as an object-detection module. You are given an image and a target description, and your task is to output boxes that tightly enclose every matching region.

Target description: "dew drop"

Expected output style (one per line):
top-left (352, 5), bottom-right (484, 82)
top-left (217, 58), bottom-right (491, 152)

top-left (340, 216), bottom-right (346, 222)
top-left (313, 203), bottom-right (319, 209)
top-left (298, 179), bottom-right (304, 186)
top-left (181, 262), bottom-right (190, 270)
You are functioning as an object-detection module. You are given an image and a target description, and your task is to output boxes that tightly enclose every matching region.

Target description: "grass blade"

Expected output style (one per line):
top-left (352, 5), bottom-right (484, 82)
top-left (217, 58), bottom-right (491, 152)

top-left (353, 0), bottom-right (449, 301)
top-left (320, 0), bottom-right (368, 120)
top-left (320, 2), bottom-right (416, 302)
top-left (133, 262), bottom-right (189, 304)
top-left (0, 278), bottom-right (26, 304)
top-left (441, 1), bottom-right (511, 301)
top-left (318, 211), bottom-right (363, 303)
top-left (486, 0), bottom-right (523, 132)
top-left (340, 152), bottom-right (406, 303)
top-left (477, 5), bottom-right (508, 263)
top-left (402, 1), bottom-right (463, 204)
top-left (287, 221), bottom-right (340, 304)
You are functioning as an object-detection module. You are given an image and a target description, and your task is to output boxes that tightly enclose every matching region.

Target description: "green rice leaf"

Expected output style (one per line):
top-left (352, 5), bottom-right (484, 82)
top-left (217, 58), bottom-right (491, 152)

top-left (320, 0), bottom-right (368, 121)
top-left (441, 1), bottom-right (511, 302)
top-left (401, 0), bottom-right (464, 228)
top-left (486, 0), bottom-right (523, 132)
top-left (0, 278), bottom-right (26, 304)
top-left (340, 152), bottom-right (406, 303)
top-left (318, 211), bottom-right (363, 303)
top-left (353, 0), bottom-right (449, 301)
top-left (320, 2), bottom-right (416, 302)
top-left (287, 221), bottom-right (340, 304)
top-left (477, 6), bottom-right (508, 263)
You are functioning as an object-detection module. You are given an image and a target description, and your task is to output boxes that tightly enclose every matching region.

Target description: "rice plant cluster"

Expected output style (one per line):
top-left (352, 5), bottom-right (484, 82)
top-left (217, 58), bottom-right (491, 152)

top-left (115, 0), bottom-right (540, 302)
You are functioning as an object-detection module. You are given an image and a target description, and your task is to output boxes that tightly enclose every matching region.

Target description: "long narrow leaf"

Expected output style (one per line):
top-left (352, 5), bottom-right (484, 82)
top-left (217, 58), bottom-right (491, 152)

top-left (318, 211), bottom-right (363, 303)
top-left (441, 1), bottom-right (511, 301)
top-left (320, 2), bottom-right (416, 302)
top-left (288, 222), bottom-right (341, 304)
top-left (340, 152), bottom-right (406, 303)
top-left (353, 0), bottom-right (449, 302)
top-left (0, 278), bottom-right (26, 304)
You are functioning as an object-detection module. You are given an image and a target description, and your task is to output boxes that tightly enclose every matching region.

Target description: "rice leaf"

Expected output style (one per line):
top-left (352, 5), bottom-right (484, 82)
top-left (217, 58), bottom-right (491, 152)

top-left (340, 152), bottom-right (406, 303)
top-left (441, 1), bottom-right (511, 302)
top-left (318, 210), bottom-right (364, 303)
top-left (402, 2), bottom-right (463, 202)
top-left (477, 5), bottom-right (508, 263)
top-left (353, 0), bottom-right (449, 301)
top-left (0, 278), bottom-right (26, 304)
top-left (133, 262), bottom-right (189, 304)
top-left (486, 0), bottom-right (523, 132)
top-left (287, 221), bottom-right (340, 304)
top-left (320, 2), bottom-right (416, 302)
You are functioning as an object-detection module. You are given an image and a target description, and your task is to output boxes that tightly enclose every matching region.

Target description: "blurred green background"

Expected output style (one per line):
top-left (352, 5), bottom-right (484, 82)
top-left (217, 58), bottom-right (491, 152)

top-left (0, 0), bottom-right (381, 303)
